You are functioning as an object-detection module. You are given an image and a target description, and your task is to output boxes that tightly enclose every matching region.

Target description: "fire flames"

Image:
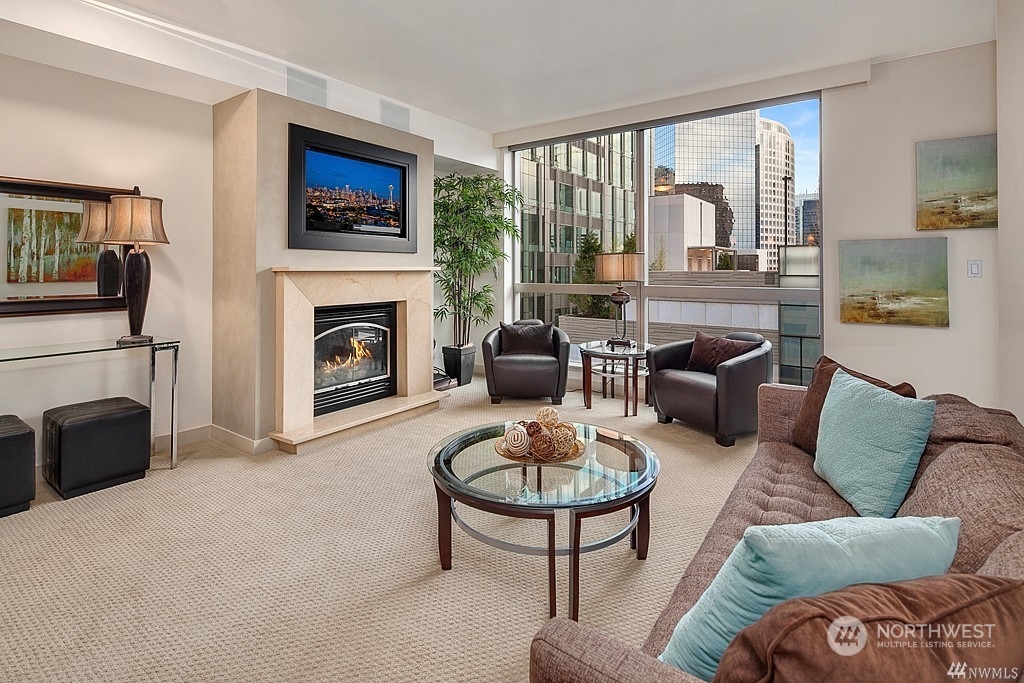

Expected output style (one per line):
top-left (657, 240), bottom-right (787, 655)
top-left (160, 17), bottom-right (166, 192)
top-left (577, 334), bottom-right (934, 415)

top-left (321, 337), bottom-right (373, 373)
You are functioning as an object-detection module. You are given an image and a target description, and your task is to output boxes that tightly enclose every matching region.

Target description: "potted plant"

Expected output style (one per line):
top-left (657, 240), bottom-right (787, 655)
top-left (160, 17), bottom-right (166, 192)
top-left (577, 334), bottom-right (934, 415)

top-left (433, 173), bottom-right (522, 385)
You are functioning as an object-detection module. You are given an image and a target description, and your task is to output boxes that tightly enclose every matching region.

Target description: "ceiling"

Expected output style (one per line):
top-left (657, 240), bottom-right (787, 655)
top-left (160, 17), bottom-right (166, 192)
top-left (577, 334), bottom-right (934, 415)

top-left (76, 1), bottom-right (1000, 133)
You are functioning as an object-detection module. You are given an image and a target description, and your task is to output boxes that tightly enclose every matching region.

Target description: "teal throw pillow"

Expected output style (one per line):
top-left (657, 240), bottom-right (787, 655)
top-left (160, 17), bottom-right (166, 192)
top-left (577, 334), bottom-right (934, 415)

top-left (658, 516), bottom-right (960, 681)
top-left (814, 369), bottom-right (936, 517)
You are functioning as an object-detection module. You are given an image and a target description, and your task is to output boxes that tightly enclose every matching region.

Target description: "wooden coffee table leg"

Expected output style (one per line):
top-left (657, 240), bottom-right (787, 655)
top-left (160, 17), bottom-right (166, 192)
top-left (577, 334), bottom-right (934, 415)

top-left (583, 354), bottom-right (593, 409)
top-left (435, 484), bottom-right (452, 570)
top-left (636, 496), bottom-right (651, 560)
top-left (548, 515), bottom-right (556, 617)
top-left (569, 508), bottom-right (583, 621)
top-left (622, 360), bottom-right (630, 417)
top-left (632, 358), bottom-right (640, 416)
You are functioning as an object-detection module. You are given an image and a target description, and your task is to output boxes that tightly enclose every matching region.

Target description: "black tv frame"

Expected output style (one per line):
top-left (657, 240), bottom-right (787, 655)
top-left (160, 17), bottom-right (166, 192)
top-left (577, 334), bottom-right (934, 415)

top-left (288, 123), bottom-right (417, 253)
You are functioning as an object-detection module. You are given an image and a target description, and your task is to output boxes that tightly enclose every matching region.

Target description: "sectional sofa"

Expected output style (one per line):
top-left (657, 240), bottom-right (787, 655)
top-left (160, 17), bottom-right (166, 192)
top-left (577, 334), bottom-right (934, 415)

top-left (530, 382), bottom-right (1024, 682)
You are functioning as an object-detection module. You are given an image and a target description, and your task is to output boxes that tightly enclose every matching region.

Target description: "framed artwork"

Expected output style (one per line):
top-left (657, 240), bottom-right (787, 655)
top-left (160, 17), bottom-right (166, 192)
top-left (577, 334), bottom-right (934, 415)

top-left (916, 134), bottom-right (997, 230)
top-left (839, 237), bottom-right (949, 328)
top-left (5, 196), bottom-right (96, 283)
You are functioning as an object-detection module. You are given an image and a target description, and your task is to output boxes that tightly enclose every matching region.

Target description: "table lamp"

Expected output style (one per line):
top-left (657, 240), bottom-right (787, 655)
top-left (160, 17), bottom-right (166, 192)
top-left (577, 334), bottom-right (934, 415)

top-left (594, 252), bottom-right (645, 348)
top-left (104, 195), bottom-right (169, 346)
top-left (75, 201), bottom-right (122, 297)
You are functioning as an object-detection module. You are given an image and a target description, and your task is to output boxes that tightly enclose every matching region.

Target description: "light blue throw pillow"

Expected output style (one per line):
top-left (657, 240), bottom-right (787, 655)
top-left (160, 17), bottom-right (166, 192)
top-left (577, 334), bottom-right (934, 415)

top-left (658, 516), bottom-right (960, 681)
top-left (814, 368), bottom-right (936, 517)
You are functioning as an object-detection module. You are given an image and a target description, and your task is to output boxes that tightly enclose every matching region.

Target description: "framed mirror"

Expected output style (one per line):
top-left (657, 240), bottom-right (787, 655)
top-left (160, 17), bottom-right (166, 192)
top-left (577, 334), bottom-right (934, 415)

top-left (0, 176), bottom-right (137, 317)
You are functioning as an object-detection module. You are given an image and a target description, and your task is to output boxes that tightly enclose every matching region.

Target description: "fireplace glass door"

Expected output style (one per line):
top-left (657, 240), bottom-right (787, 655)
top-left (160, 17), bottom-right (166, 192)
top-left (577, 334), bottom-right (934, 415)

top-left (313, 303), bottom-right (397, 415)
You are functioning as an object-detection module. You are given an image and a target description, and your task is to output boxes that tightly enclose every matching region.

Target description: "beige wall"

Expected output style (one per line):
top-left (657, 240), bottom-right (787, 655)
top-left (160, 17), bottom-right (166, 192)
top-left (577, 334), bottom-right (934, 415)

top-left (821, 43), bottom-right (999, 403)
top-left (997, 1), bottom-right (1024, 419)
top-left (213, 90), bottom-right (434, 446)
top-left (0, 55), bottom-right (214, 458)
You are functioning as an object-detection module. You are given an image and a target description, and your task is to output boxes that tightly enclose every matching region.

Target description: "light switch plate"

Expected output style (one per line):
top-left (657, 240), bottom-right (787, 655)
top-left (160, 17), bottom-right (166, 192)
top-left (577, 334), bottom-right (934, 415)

top-left (967, 259), bottom-right (982, 278)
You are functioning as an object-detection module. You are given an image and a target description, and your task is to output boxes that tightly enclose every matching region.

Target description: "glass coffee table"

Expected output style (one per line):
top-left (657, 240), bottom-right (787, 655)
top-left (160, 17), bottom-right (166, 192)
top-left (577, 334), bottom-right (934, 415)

top-left (429, 422), bottom-right (659, 620)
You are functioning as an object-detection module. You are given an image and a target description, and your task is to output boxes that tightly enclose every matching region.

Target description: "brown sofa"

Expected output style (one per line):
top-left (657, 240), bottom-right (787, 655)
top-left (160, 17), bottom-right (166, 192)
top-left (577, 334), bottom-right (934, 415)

top-left (530, 383), bottom-right (1024, 682)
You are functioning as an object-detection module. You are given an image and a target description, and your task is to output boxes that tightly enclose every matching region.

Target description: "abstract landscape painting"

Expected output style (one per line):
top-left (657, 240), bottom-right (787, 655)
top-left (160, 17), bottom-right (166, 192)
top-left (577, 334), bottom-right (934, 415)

top-left (6, 199), bottom-right (96, 283)
top-left (839, 237), bottom-right (949, 327)
top-left (916, 134), bottom-right (997, 230)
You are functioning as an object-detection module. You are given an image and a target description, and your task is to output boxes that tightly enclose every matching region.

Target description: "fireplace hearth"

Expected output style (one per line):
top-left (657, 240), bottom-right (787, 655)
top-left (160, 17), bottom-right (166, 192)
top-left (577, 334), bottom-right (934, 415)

top-left (313, 303), bottom-right (397, 416)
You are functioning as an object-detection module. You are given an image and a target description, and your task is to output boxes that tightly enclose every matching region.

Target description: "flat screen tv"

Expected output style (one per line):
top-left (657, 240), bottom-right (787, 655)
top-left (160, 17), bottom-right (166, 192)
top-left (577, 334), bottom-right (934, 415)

top-left (288, 123), bottom-right (417, 253)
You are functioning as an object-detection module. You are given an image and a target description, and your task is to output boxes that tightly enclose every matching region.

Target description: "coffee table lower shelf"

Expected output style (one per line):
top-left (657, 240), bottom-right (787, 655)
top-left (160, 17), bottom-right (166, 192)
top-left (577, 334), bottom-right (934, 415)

top-left (433, 479), bottom-right (651, 621)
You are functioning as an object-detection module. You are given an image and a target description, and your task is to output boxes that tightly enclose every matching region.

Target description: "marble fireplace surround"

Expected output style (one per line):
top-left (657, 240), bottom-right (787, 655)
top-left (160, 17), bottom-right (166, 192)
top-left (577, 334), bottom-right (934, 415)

top-left (270, 267), bottom-right (441, 453)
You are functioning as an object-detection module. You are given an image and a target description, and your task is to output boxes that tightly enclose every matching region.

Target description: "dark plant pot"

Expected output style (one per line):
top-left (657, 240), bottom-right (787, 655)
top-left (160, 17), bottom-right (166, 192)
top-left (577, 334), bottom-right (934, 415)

top-left (442, 345), bottom-right (476, 386)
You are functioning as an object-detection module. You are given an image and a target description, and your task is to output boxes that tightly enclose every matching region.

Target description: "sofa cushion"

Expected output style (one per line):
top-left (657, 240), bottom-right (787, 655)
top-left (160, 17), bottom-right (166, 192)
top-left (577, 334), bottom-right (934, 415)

top-left (898, 442), bottom-right (1024, 573)
top-left (926, 393), bottom-right (1013, 445)
top-left (979, 531), bottom-right (1024, 580)
top-left (685, 331), bottom-right (761, 374)
top-left (653, 369), bottom-right (717, 431)
top-left (490, 355), bottom-right (560, 396)
top-left (657, 516), bottom-right (959, 681)
top-left (714, 575), bottom-right (1024, 683)
top-left (499, 321), bottom-right (553, 354)
top-left (814, 370), bottom-right (935, 517)
top-left (642, 441), bottom-right (856, 658)
top-left (792, 355), bottom-right (916, 456)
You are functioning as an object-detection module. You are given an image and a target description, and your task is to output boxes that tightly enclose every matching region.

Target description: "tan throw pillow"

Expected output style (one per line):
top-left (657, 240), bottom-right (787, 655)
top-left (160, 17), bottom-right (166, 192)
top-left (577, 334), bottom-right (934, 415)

top-left (685, 331), bottom-right (762, 374)
top-left (499, 322), bottom-right (553, 355)
top-left (979, 531), bottom-right (1024, 580)
top-left (898, 442), bottom-right (1024, 573)
top-left (714, 575), bottom-right (1024, 683)
top-left (792, 355), bottom-right (916, 455)
top-left (927, 393), bottom-right (1012, 445)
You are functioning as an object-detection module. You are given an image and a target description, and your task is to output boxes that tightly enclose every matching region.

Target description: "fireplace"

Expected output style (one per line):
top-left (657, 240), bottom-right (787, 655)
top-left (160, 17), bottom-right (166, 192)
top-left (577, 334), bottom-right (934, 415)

top-left (313, 302), bottom-right (397, 416)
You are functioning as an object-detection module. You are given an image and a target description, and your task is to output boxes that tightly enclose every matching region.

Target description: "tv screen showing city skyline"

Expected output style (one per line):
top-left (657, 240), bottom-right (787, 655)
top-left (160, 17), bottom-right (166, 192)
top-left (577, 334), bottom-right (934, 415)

top-left (304, 146), bottom-right (404, 237)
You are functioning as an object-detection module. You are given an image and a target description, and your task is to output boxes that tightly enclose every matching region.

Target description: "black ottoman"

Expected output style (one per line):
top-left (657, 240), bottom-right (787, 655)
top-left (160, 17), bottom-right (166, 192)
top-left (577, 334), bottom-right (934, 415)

top-left (0, 415), bottom-right (35, 517)
top-left (43, 397), bottom-right (150, 499)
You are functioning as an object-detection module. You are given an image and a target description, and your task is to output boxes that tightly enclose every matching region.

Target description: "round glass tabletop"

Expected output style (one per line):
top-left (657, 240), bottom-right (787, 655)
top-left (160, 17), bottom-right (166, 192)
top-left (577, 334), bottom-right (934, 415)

top-left (429, 422), bottom-right (659, 509)
top-left (578, 340), bottom-right (654, 359)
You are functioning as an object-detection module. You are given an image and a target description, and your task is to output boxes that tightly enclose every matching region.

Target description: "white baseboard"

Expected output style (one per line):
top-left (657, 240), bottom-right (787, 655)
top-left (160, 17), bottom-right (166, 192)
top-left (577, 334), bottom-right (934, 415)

top-left (153, 425), bottom-right (211, 452)
top-left (210, 424), bottom-right (278, 455)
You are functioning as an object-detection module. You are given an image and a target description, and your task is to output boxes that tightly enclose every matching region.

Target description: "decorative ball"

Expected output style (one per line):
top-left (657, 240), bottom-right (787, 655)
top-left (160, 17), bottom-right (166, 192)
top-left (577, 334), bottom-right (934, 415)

top-left (536, 406), bottom-right (560, 429)
top-left (530, 431), bottom-right (556, 459)
top-left (551, 425), bottom-right (576, 454)
top-left (525, 420), bottom-right (545, 437)
top-left (504, 423), bottom-right (531, 456)
top-left (554, 422), bottom-right (577, 439)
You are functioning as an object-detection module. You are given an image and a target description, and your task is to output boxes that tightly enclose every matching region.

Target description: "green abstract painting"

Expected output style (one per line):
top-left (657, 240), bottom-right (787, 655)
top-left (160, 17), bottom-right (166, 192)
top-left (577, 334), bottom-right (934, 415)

top-left (839, 237), bottom-right (948, 327)
top-left (916, 134), bottom-right (997, 230)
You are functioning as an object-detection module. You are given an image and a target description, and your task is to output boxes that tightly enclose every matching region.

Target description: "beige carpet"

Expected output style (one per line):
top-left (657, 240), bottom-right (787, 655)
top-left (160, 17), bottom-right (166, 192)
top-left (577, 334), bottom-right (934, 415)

top-left (0, 380), bottom-right (755, 682)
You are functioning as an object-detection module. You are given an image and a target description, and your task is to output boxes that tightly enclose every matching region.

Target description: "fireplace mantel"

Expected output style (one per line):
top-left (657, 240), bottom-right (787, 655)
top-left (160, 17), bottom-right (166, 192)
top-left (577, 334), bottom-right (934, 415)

top-left (270, 267), bottom-right (442, 453)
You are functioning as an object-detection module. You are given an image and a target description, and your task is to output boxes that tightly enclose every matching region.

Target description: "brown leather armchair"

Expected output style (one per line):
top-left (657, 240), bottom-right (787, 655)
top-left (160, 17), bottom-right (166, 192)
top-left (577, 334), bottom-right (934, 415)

top-left (646, 332), bottom-right (772, 446)
top-left (482, 319), bottom-right (570, 405)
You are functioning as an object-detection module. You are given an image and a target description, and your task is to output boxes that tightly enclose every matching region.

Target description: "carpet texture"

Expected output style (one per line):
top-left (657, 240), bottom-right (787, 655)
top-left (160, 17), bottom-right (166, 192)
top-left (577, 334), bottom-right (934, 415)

top-left (0, 379), bottom-right (754, 682)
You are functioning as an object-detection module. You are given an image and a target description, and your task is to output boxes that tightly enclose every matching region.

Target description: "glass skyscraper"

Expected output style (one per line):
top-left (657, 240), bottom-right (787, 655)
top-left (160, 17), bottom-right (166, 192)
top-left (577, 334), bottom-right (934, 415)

top-left (652, 110), bottom-right (794, 269)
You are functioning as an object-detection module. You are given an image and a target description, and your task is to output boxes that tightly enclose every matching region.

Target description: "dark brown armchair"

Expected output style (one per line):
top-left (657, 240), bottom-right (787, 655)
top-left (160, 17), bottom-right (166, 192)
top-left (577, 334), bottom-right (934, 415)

top-left (482, 319), bottom-right (570, 405)
top-left (646, 332), bottom-right (773, 446)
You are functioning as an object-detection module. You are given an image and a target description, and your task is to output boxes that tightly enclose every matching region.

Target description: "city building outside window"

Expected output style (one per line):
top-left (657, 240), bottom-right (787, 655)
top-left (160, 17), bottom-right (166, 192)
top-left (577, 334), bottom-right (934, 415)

top-left (513, 98), bottom-right (821, 382)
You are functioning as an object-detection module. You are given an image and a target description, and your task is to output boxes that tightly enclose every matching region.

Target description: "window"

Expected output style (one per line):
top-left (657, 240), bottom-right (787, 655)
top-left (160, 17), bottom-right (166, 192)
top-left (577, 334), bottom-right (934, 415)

top-left (576, 187), bottom-right (588, 216)
top-left (558, 183), bottom-right (573, 213)
top-left (513, 98), bottom-right (820, 386)
top-left (558, 225), bottom-right (574, 253)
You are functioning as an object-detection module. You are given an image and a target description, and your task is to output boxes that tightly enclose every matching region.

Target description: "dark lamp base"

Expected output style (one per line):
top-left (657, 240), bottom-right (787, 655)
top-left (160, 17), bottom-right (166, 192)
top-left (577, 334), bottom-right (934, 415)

top-left (606, 338), bottom-right (635, 349)
top-left (116, 335), bottom-right (154, 347)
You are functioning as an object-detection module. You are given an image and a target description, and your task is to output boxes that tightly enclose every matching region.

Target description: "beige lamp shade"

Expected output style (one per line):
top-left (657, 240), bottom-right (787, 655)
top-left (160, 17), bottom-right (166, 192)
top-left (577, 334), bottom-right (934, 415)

top-left (104, 195), bottom-right (169, 247)
top-left (75, 201), bottom-right (111, 244)
top-left (594, 252), bottom-right (645, 283)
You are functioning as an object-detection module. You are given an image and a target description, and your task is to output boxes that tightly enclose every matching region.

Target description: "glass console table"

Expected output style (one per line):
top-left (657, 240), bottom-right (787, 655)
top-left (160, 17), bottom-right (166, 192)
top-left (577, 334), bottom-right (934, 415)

top-left (0, 336), bottom-right (180, 468)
